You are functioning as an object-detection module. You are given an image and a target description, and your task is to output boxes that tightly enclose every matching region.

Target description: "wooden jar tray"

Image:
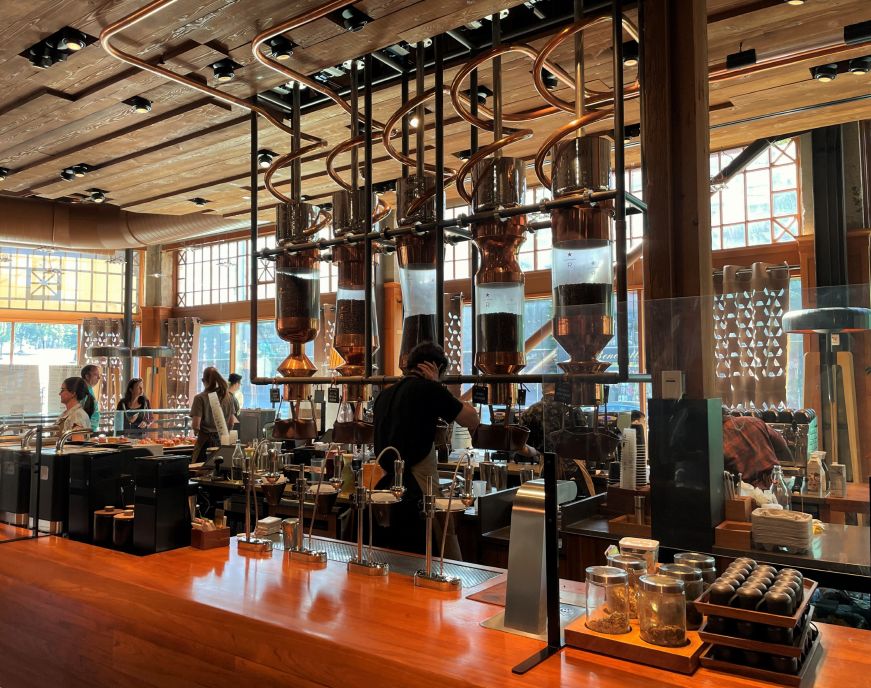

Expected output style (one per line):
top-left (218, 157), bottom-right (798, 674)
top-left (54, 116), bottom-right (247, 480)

top-left (699, 606), bottom-right (814, 658)
top-left (699, 627), bottom-right (822, 687)
top-left (565, 615), bottom-right (705, 675)
top-left (191, 527), bottom-right (230, 550)
top-left (694, 578), bottom-right (818, 628)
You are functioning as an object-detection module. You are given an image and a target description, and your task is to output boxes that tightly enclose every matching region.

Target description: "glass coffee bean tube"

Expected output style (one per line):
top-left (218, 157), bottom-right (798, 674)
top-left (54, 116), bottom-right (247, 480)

top-left (395, 174), bottom-right (439, 371)
top-left (275, 202), bottom-right (321, 402)
top-left (549, 135), bottom-right (614, 406)
top-left (471, 157), bottom-right (527, 405)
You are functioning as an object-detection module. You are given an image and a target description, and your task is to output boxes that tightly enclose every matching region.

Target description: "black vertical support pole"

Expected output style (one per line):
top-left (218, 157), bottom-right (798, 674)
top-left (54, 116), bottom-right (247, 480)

top-left (470, 69), bottom-right (479, 375)
top-left (249, 112), bottom-right (259, 382)
top-left (416, 43), bottom-right (426, 182)
top-left (292, 82), bottom-right (302, 202)
top-left (364, 53), bottom-right (374, 379)
top-left (613, 0), bottom-right (628, 382)
top-left (401, 57), bottom-right (410, 179)
top-left (122, 247), bottom-right (134, 382)
top-left (31, 425), bottom-right (43, 537)
top-left (435, 35), bottom-right (446, 350)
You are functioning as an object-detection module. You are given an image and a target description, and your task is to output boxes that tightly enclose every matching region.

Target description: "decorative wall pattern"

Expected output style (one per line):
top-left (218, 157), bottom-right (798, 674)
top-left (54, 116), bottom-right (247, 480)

top-left (81, 318), bottom-right (125, 422)
top-left (714, 262), bottom-right (790, 408)
top-left (163, 316), bottom-right (200, 409)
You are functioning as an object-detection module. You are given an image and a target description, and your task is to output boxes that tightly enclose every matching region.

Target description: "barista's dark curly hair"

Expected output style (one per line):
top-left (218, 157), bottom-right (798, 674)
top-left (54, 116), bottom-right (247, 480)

top-left (406, 342), bottom-right (448, 376)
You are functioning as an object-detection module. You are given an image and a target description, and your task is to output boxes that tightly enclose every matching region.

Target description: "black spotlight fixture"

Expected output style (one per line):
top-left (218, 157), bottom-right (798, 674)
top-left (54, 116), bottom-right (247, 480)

top-left (126, 96), bottom-right (152, 113)
top-left (331, 6), bottom-right (372, 32)
top-left (0, 167), bottom-right (10, 182)
top-left (810, 64), bottom-right (839, 82)
top-left (844, 20), bottom-right (871, 45)
top-left (784, 0), bottom-right (805, 5)
top-left (455, 149), bottom-right (472, 161)
top-left (541, 68), bottom-right (559, 90)
top-left (464, 84), bottom-right (493, 103)
top-left (266, 36), bottom-right (295, 61)
top-left (60, 168), bottom-right (76, 181)
top-left (257, 149), bottom-right (277, 169)
top-left (55, 28), bottom-right (88, 52)
top-left (190, 197), bottom-right (210, 207)
top-left (622, 40), bottom-right (639, 67)
top-left (726, 48), bottom-right (757, 70)
top-left (89, 189), bottom-right (107, 203)
top-left (849, 56), bottom-right (871, 75)
top-left (71, 163), bottom-right (91, 177)
top-left (210, 59), bottom-right (239, 83)
top-left (623, 123), bottom-right (641, 141)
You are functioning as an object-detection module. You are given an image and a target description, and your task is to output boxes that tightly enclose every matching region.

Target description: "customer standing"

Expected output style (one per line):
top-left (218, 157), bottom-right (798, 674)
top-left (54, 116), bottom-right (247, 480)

top-left (57, 377), bottom-right (92, 433)
top-left (190, 366), bottom-right (237, 462)
top-left (227, 372), bottom-right (243, 431)
top-left (116, 378), bottom-right (153, 438)
top-left (80, 364), bottom-right (102, 433)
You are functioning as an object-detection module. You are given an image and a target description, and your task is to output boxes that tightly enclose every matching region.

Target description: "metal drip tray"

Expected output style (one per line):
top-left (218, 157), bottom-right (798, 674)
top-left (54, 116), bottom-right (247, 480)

top-left (301, 536), bottom-right (501, 589)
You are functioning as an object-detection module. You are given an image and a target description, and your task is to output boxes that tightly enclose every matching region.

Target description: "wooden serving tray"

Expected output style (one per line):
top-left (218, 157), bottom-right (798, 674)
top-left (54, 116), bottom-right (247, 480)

top-left (699, 627), bottom-right (822, 687)
top-left (694, 577), bottom-right (818, 628)
top-left (698, 606), bottom-right (814, 658)
top-left (607, 514), bottom-right (652, 538)
top-left (565, 615), bottom-right (705, 675)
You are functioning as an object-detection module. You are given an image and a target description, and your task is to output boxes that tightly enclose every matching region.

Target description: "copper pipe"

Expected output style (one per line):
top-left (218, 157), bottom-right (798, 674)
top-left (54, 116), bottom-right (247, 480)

top-left (326, 135), bottom-right (369, 191)
top-left (264, 143), bottom-right (328, 203)
top-left (533, 111), bottom-right (610, 188)
top-left (531, 14), bottom-right (639, 114)
top-left (381, 87), bottom-right (459, 175)
top-left (100, 0), bottom-right (318, 141)
top-left (450, 44), bottom-right (572, 132)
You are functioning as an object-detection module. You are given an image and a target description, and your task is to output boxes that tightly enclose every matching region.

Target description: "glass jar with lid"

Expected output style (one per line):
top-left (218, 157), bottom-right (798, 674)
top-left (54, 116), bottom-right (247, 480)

top-left (673, 552), bottom-right (717, 585)
top-left (606, 553), bottom-right (647, 619)
top-left (639, 574), bottom-right (687, 647)
top-left (659, 563), bottom-right (704, 630)
top-left (585, 566), bottom-right (631, 635)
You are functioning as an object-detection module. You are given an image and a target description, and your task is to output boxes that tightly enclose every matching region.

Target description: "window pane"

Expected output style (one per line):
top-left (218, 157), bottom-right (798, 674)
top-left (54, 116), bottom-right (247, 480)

top-left (745, 169), bottom-right (771, 220)
top-left (722, 223), bottom-right (745, 249)
top-left (773, 190), bottom-right (797, 216)
top-left (721, 179), bottom-right (746, 225)
top-left (771, 164), bottom-right (797, 191)
top-left (748, 220), bottom-right (771, 246)
top-left (197, 324), bottom-right (231, 375)
top-left (8, 323), bottom-right (79, 415)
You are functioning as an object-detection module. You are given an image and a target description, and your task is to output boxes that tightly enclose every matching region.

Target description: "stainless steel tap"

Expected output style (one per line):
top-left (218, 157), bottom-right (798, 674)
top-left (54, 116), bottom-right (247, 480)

top-left (21, 427), bottom-right (41, 450)
top-left (56, 429), bottom-right (92, 453)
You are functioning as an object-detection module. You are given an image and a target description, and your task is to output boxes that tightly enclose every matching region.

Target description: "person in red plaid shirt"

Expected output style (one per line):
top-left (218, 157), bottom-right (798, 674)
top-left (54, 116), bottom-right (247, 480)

top-left (722, 407), bottom-right (793, 488)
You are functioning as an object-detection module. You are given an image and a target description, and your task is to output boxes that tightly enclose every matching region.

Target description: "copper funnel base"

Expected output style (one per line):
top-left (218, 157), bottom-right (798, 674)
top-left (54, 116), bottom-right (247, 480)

top-left (261, 480), bottom-right (287, 507)
top-left (278, 351), bottom-right (317, 377)
top-left (558, 360), bottom-right (611, 406)
top-left (475, 352), bottom-right (525, 405)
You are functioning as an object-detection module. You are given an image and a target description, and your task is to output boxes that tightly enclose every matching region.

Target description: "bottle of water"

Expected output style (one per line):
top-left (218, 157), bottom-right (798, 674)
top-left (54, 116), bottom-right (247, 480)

top-left (231, 441), bottom-right (244, 482)
top-left (769, 464), bottom-right (791, 510)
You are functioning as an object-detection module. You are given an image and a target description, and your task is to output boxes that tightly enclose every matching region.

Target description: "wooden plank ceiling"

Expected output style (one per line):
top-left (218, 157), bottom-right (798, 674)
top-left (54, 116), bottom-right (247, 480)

top-left (0, 0), bottom-right (870, 236)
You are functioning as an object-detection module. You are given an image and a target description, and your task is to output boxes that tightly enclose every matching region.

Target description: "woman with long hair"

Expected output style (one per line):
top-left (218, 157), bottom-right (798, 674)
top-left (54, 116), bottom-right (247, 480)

top-left (116, 378), bottom-right (153, 438)
top-left (57, 377), bottom-right (91, 433)
top-left (190, 366), bottom-right (237, 462)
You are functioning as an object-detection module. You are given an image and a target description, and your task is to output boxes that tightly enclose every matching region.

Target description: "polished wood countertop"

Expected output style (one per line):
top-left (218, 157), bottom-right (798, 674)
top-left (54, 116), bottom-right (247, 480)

top-left (0, 536), bottom-right (869, 688)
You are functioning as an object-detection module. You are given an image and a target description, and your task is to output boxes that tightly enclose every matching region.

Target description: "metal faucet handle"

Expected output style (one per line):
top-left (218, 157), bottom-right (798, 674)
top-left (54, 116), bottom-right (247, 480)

top-left (56, 428), bottom-right (93, 452)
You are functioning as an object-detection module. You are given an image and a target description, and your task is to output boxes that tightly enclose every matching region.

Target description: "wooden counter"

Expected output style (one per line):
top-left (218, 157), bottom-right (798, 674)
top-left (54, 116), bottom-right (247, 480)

top-left (0, 536), bottom-right (869, 688)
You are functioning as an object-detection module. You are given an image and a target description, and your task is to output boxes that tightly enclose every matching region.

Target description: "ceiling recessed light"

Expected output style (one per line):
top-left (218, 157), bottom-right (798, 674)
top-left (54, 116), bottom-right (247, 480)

top-left (211, 59), bottom-right (239, 83)
top-left (810, 64), bottom-right (839, 82)
top-left (463, 85), bottom-right (493, 104)
top-left (126, 96), bottom-right (152, 113)
top-left (72, 163), bottom-right (91, 178)
top-left (541, 68), bottom-right (559, 90)
top-left (848, 56), bottom-right (871, 75)
top-left (266, 36), bottom-right (295, 61)
top-left (60, 168), bottom-right (76, 181)
top-left (331, 6), bottom-right (372, 32)
top-left (726, 48), bottom-right (757, 70)
top-left (784, 0), bottom-right (805, 5)
top-left (190, 197), bottom-right (210, 207)
top-left (409, 114), bottom-right (420, 128)
top-left (454, 149), bottom-right (471, 161)
top-left (257, 149), bottom-right (277, 169)
top-left (89, 189), bottom-right (107, 203)
top-left (56, 28), bottom-right (87, 51)
top-left (0, 167), bottom-right (10, 181)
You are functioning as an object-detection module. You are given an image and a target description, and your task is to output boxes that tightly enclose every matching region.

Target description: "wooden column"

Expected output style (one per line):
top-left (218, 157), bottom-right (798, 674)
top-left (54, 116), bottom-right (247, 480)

top-left (640, 0), bottom-right (715, 400)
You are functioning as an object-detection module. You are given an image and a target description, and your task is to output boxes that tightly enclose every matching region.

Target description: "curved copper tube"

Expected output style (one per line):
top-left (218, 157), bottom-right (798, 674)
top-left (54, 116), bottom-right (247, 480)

top-left (449, 44), bottom-right (574, 131)
top-left (304, 209), bottom-right (333, 237)
top-left (326, 135), bottom-right (368, 191)
top-left (251, 1), bottom-right (385, 132)
top-left (532, 111), bottom-right (610, 189)
top-left (100, 0), bottom-right (315, 141)
top-left (454, 128), bottom-right (533, 204)
top-left (531, 15), bottom-right (639, 114)
top-left (264, 143), bottom-right (328, 203)
top-left (380, 86), bottom-right (459, 176)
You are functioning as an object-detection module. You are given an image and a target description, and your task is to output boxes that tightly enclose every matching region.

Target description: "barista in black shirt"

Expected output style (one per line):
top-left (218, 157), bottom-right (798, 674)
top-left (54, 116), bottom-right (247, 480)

top-left (373, 342), bottom-right (479, 554)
